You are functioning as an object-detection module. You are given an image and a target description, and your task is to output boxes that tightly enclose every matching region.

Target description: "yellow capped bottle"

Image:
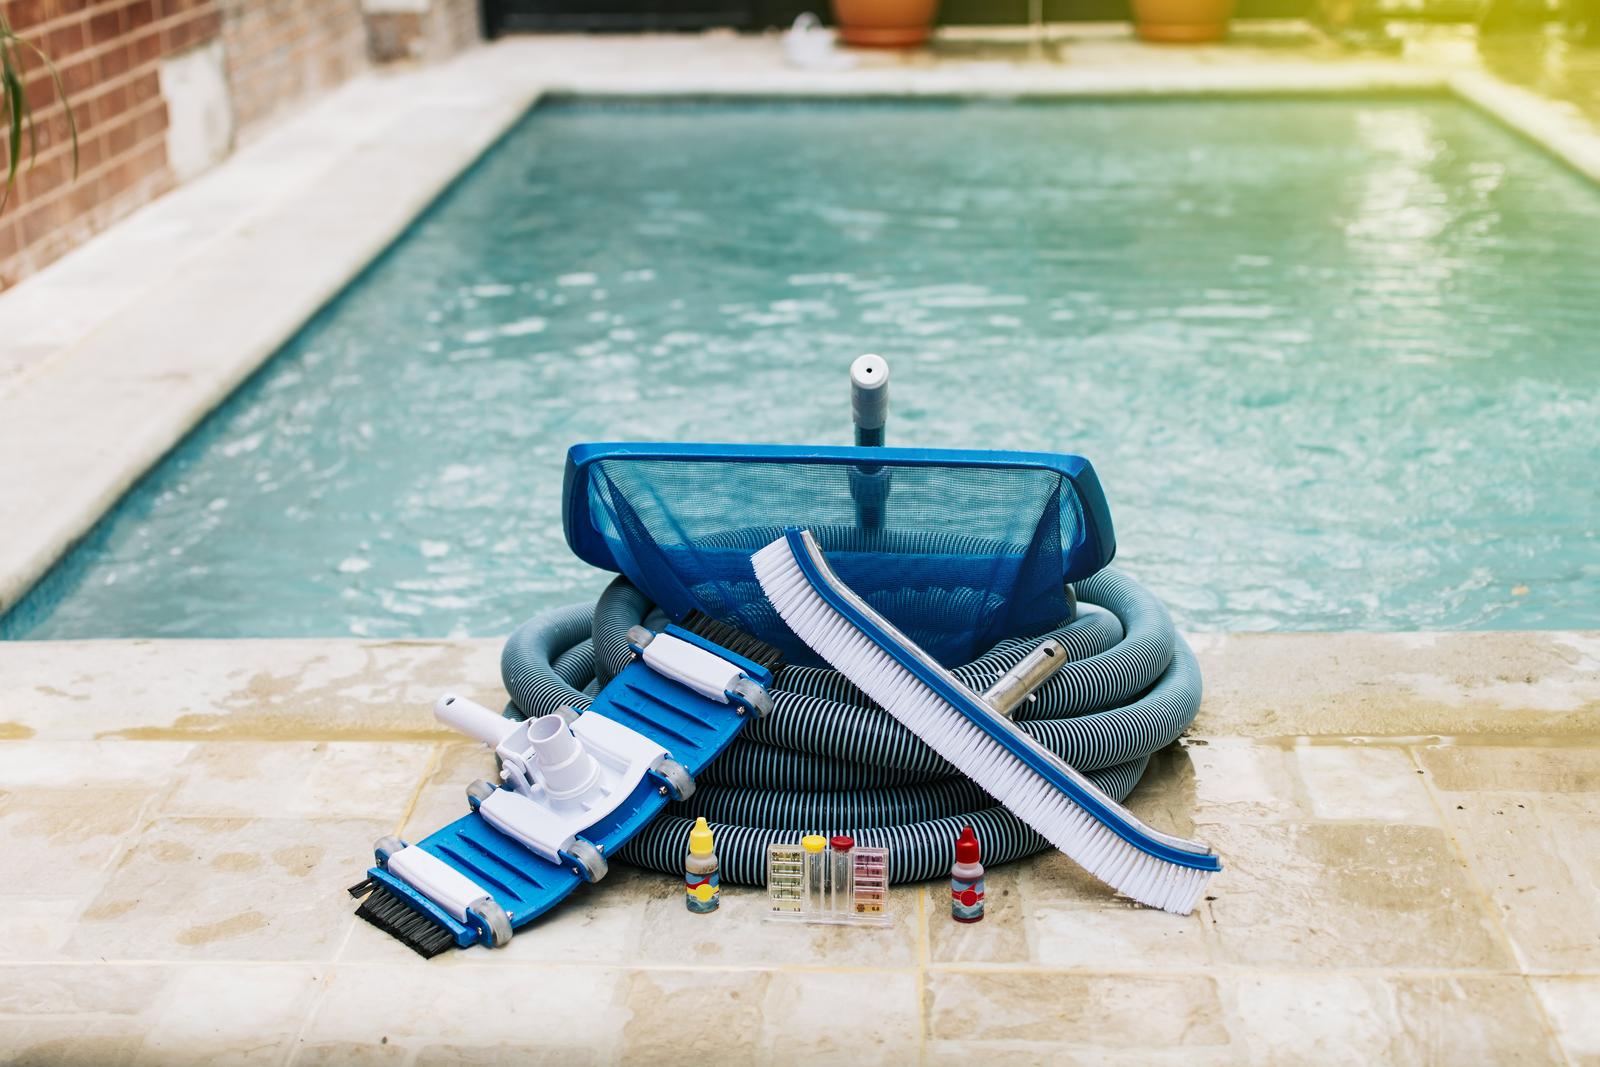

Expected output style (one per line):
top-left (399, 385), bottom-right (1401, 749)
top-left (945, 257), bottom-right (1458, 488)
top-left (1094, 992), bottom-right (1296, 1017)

top-left (685, 817), bottom-right (720, 913)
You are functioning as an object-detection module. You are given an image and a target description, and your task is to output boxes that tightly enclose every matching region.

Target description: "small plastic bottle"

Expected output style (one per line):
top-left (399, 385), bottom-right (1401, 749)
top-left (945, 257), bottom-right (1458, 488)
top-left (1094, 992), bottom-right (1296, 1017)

top-left (685, 816), bottom-right (720, 913)
top-left (950, 826), bottom-right (985, 923)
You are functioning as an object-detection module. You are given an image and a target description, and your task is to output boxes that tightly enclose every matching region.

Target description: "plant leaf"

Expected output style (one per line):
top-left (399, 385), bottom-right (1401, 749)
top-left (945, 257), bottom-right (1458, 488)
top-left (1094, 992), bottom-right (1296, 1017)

top-left (4, 66), bottom-right (23, 196)
top-left (13, 31), bottom-right (79, 179)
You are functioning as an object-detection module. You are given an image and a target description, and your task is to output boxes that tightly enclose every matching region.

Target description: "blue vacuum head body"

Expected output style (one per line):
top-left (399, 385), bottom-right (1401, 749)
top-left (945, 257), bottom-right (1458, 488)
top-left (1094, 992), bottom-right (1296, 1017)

top-left (563, 442), bottom-right (1116, 666)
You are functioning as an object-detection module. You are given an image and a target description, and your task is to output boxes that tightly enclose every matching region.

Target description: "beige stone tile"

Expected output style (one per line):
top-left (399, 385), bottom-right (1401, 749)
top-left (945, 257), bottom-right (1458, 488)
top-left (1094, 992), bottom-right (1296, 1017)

top-left (1017, 849), bottom-right (1213, 970)
top-left (0, 962), bottom-right (172, 1015)
top-left (0, 899), bottom-right (82, 961)
top-left (1418, 745), bottom-right (1600, 794)
top-left (0, 786), bottom-right (156, 898)
top-left (924, 1045), bottom-right (1093, 1067)
top-left (296, 963), bottom-right (624, 1064)
top-left (62, 816), bottom-right (388, 962)
top-left (759, 969), bottom-right (922, 1064)
top-left (1201, 821), bottom-right (1508, 969)
top-left (1295, 745), bottom-right (1440, 824)
top-left (616, 968), bottom-right (766, 1062)
top-left (162, 741), bottom-right (436, 821)
top-left (0, 741), bottom-right (194, 789)
top-left (616, 967), bottom-right (921, 1065)
top-left (1437, 791), bottom-right (1600, 973)
top-left (140, 964), bottom-right (326, 1065)
top-left (1535, 977), bottom-right (1600, 1066)
top-left (925, 970), bottom-right (1230, 1049)
top-left (411, 1047), bottom-right (597, 1066)
top-left (0, 963), bottom-right (171, 1066)
top-left (923, 972), bottom-right (1562, 1066)
top-left (0, 639), bottom-right (503, 742)
top-left (1229, 973), bottom-right (1562, 1065)
top-left (1187, 739), bottom-right (1309, 823)
top-left (0, 1023), bottom-right (150, 1066)
top-left (1186, 631), bottom-right (1600, 739)
top-left (929, 870), bottom-right (1032, 965)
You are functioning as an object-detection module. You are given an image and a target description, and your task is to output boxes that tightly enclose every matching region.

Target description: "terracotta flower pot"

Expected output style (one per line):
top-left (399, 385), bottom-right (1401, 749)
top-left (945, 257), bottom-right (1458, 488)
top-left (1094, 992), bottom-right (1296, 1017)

top-left (831, 0), bottom-right (941, 47)
top-left (1130, 0), bottom-right (1237, 42)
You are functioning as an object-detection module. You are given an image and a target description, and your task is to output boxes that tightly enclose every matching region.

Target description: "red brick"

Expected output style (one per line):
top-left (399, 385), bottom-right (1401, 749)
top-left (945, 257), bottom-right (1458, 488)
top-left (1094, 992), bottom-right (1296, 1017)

top-left (20, 147), bottom-right (72, 196)
top-left (95, 39), bottom-right (131, 80)
top-left (128, 68), bottom-right (158, 104)
top-left (191, 5), bottom-right (219, 39)
top-left (131, 97), bottom-right (164, 140)
top-left (73, 128), bottom-right (104, 172)
top-left (25, 105), bottom-right (75, 154)
top-left (86, 6), bottom-right (122, 44)
top-left (124, 0), bottom-right (154, 29)
top-left (103, 111), bottom-right (136, 157)
top-left (128, 25), bottom-right (160, 63)
top-left (60, 56), bottom-right (95, 95)
top-left (5, 0), bottom-right (52, 31)
top-left (24, 71), bottom-right (59, 111)
top-left (45, 16), bottom-right (89, 59)
top-left (18, 201), bottom-right (57, 247)
top-left (160, 12), bottom-right (192, 51)
top-left (88, 81), bottom-right (128, 126)
top-left (62, 174), bottom-right (99, 218)
top-left (0, 219), bottom-right (21, 262)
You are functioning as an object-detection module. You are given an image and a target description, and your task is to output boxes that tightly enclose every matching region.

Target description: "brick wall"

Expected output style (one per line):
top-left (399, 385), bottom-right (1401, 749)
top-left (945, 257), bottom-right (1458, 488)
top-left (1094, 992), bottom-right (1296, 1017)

top-left (218, 0), bottom-right (366, 136)
top-left (0, 0), bottom-right (223, 286)
top-left (1, 0), bottom-right (479, 290)
top-left (367, 0), bottom-right (479, 63)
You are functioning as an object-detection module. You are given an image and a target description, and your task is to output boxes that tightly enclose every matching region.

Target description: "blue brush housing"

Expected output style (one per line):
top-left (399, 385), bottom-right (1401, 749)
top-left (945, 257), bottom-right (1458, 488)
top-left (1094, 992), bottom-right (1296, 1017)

top-left (780, 527), bottom-right (1219, 874)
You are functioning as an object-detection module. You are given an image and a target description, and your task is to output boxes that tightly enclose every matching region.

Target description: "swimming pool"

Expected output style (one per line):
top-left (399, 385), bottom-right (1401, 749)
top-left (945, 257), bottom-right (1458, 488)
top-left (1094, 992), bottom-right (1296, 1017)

top-left (6, 96), bottom-right (1598, 640)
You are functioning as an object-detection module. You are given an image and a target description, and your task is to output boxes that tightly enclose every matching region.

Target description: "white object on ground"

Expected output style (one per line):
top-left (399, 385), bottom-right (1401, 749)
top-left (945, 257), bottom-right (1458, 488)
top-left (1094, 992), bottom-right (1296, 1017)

top-left (784, 13), bottom-right (856, 71)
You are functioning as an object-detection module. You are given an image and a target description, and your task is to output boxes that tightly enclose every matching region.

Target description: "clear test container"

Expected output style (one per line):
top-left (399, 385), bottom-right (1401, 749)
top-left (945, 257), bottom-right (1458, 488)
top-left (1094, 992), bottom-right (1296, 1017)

top-left (829, 835), bottom-right (855, 914)
top-left (766, 839), bottom-right (892, 927)
top-left (802, 834), bottom-right (827, 913)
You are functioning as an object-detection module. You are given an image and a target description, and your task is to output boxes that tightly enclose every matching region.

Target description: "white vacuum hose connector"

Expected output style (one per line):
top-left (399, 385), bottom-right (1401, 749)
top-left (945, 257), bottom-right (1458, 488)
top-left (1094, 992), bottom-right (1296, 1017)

top-left (435, 693), bottom-right (520, 747)
top-left (526, 713), bottom-right (601, 799)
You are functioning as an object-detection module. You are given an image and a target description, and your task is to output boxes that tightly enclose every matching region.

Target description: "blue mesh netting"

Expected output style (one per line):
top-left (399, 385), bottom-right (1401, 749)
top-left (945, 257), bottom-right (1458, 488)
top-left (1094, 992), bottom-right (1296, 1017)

top-left (573, 453), bottom-right (1108, 667)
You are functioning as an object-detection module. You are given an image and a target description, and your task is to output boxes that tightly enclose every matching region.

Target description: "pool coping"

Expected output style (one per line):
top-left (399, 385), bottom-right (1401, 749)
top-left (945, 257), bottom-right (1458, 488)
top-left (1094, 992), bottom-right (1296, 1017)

top-left (2, 30), bottom-right (1600, 619)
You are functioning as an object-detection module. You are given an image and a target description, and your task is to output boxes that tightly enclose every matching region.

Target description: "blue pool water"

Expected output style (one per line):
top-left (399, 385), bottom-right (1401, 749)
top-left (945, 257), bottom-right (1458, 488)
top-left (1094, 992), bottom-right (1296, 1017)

top-left (7, 97), bottom-right (1599, 640)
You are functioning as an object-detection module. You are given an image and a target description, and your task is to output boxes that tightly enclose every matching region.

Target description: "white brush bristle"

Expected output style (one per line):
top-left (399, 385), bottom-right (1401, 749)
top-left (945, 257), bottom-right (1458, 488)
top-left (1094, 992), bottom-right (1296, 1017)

top-left (753, 537), bottom-right (1217, 916)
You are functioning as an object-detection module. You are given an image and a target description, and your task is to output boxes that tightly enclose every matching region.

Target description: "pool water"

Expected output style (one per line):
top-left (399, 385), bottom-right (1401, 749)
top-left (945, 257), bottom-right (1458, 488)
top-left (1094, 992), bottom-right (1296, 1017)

top-left (7, 97), bottom-right (1599, 640)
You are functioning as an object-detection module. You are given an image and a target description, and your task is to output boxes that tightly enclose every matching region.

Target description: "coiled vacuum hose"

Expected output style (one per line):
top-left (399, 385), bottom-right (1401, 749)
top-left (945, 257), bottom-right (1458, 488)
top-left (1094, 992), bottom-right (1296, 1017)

top-left (500, 568), bottom-right (1202, 885)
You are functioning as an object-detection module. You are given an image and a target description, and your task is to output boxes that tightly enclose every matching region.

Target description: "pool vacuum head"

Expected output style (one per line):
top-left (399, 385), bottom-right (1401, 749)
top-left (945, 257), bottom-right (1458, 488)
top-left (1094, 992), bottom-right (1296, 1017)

top-left (349, 624), bottom-right (773, 956)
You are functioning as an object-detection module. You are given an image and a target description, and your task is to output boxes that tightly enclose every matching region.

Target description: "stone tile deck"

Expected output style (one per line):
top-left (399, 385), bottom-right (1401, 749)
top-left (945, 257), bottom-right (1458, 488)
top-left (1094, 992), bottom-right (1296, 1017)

top-left (1, 631), bottom-right (1596, 1063)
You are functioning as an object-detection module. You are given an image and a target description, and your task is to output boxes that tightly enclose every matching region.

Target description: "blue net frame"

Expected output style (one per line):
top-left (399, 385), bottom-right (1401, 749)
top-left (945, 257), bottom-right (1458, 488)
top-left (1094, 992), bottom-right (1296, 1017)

top-left (563, 443), bottom-right (1116, 666)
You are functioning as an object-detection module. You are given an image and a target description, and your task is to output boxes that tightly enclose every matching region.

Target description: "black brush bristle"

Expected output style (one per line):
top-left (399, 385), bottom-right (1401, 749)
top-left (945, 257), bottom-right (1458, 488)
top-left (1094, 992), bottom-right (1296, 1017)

top-left (679, 610), bottom-right (786, 674)
top-left (352, 883), bottom-right (456, 958)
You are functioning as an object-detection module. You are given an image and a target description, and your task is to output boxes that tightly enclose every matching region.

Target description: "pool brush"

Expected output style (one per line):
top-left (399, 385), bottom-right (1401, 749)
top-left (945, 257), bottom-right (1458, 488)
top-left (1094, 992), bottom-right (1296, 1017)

top-left (752, 527), bottom-right (1221, 915)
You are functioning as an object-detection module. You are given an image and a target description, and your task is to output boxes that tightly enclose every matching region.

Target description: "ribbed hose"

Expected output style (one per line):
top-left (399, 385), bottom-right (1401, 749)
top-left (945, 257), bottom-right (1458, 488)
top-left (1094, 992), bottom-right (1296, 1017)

top-left (498, 568), bottom-right (1201, 885)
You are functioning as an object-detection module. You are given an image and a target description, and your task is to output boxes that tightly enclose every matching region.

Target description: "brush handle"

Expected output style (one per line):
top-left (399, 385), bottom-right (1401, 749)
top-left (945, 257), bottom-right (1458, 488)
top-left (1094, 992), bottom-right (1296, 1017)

top-left (981, 638), bottom-right (1068, 717)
